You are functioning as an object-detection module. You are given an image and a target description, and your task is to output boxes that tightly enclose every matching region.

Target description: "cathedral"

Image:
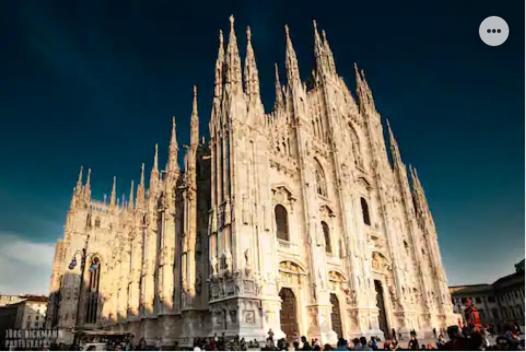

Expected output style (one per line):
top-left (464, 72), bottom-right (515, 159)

top-left (46, 17), bottom-right (456, 347)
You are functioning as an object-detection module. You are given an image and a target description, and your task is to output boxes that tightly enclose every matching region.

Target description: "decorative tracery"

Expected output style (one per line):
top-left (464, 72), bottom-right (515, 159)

top-left (315, 160), bottom-right (328, 197)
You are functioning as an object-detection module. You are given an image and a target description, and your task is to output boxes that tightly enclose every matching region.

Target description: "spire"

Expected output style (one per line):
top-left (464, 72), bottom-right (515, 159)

top-left (70, 166), bottom-right (84, 209)
top-left (225, 15), bottom-right (242, 92)
top-left (85, 168), bottom-right (91, 188)
top-left (136, 163), bottom-right (145, 210)
top-left (313, 20), bottom-right (324, 61)
top-left (167, 116), bottom-right (179, 174)
top-left (214, 30), bottom-right (225, 98)
top-left (313, 20), bottom-right (333, 77)
top-left (354, 63), bottom-right (362, 86)
top-left (354, 63), bottom-right (375, 113)
top-left (150, 144), bottom-right (159, 191)
top-left (139, 163), bottom-right (145, 188)
top-left (284, 25), bottom-right (300, 85)
top-left (274, 63), bottom-right (284, 109)
top-left (244, 26), bottom-right (261, 104)
top-left (153, 143), bottom-right (159, 171)
top-left (84, 168), bottom-right (92, 202)
top-left (190, 86), bottom-right (199, 147)
top-left (409, 165), bottom-right (430, 213)
top-left (110, 176), bottom-right (117, 208)
top-left (128, 180), bottom-right (135, 210)
top-left (75, 166), bottom-right (83, 195)
top-left (321, 29), bottom-right (336, 74)
top-left (410, 166), bottom-right (423, 194)
top-left (386, 119), bottom-right (402, 165)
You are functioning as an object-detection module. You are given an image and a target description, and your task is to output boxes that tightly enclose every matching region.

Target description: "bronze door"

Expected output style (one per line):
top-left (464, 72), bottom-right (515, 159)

top-left (280, 288), bottom-right (299, 340)
top-left (330, 293), bottom-right (343, 338)
top-left (374, 280), bottom-right (389, 335)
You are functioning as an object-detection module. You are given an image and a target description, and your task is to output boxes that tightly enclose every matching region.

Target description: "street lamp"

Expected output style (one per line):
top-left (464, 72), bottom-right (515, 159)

top-left (68, 248), bottom-right (87, 333)
top-left (68, 248), bottom-right (86, 271)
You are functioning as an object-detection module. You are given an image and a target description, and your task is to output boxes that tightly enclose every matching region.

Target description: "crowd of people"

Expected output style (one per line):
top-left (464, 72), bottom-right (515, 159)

top-left (188, 323), bottom-right (524, 351)
top-left (21, 322), bottom-right (522, 351)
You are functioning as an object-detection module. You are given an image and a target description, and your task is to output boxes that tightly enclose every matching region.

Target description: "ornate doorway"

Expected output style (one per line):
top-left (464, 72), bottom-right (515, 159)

top-left (330, 293), bottom-right (343, 338)
top-left (374, 280), bottom-right (389, 335)
top-left (279, 288), bottom-right (299, 340)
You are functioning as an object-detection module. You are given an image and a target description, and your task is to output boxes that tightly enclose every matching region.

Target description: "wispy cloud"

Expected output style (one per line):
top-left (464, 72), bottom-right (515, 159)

top-left (0, 232), bottom-right (54, 295)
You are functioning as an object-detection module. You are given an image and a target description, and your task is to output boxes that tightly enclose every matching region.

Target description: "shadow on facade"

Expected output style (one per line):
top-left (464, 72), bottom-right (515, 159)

top-left (47, 272), bottom-right (108, 331)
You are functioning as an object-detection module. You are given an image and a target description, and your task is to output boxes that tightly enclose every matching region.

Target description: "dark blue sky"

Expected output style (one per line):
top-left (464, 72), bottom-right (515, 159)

top-left (0, 0), bottom-right (523, 291)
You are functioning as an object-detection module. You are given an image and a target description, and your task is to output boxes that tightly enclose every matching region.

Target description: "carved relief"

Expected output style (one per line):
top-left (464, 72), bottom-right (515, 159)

top-left (271, 185), bottom-right (297, 212)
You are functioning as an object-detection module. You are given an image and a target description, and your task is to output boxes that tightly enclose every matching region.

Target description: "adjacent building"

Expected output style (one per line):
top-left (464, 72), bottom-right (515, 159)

top-left (449, 260), bottom-right (525, 330)
top-left (46, 17), bottom-right (456, 347)
top-left (0, 295), bottom-right (48, 346)
top-left (0, 295), bottom-right (24, 308)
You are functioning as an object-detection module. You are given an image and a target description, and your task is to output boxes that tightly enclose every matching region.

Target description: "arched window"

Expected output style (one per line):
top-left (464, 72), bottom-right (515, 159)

top-left (322, 221), bottom-right (331, 254)
top-left (360, 197), bottom-right (371, 225)
top-left (275, 205), bottom-right (289, 241)
top-left (86, 257), bottom-right (101, 324)
top-left (348, 124), bottom-right (363, 168)
top-left (315, 160), bottom-right (328, 197)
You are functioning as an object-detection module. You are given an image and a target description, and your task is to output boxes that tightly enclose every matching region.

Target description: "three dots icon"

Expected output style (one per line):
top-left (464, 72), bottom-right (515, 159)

top-left (479, 16), bottom-right (509, 46)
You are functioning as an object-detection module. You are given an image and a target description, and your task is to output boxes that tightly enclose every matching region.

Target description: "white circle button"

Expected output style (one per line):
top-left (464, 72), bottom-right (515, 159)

top-left (479, 16), bottom-right (509, 46)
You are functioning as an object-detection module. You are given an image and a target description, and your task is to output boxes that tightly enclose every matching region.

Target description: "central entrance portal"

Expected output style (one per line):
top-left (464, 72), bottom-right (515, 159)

top-left (279, 288), bottom-right (299, 340)
top-left (330, 293), bottom-right (343, 338)
top-left (374, 280), bottom-right (389, 336)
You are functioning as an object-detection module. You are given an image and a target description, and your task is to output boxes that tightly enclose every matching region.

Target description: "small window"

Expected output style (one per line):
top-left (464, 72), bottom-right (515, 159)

top-left (275, 205), bottom-right (289, 241)
top-left (488, 296), bottom-right (495, 303)
top-left (94, 218), bottom-right (101, 228)
top-left (360, 197), bottom-right (371, 225)
top-left (475, 297), bottom-right (481, 304)
top-left (322, 221), bottom-right (331, 254)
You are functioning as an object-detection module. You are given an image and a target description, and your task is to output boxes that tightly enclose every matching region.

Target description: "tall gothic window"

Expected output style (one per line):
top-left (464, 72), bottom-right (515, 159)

top-left (315, 160), bottom-right (328, 197)
top-left (275, 205), bottom-right (289, 241)
top-left (348, 124), bottom-right (363, 168)
top-left (322, 221), bottom-right (331, 254)
top-left (360, 197), bottom-right (371, 225)
top-left (86, 257), bottom-right (101, 324)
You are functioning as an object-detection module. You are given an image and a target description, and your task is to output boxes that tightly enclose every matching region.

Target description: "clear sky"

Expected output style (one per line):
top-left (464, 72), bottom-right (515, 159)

top-left (0, 0), bottom-right (523, 294)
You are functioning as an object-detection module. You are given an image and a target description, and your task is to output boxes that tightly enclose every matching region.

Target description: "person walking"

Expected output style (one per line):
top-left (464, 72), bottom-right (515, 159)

top-left (407, 331), bottom-right (419, 351)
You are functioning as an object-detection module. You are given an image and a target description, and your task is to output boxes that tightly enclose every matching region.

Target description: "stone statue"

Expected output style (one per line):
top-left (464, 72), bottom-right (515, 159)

top-left (244, 248), bottom-right (252, 276)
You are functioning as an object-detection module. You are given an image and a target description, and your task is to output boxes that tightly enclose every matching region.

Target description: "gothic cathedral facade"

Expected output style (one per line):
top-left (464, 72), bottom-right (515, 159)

top-left (46, 17), bottom-right (456, 346)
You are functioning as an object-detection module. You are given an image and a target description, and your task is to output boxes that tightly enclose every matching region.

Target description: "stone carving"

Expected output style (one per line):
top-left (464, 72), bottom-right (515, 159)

top-left (244, 248), bottom-right (252, 276)
top-left (244, 310), bottom-right (256, 324)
